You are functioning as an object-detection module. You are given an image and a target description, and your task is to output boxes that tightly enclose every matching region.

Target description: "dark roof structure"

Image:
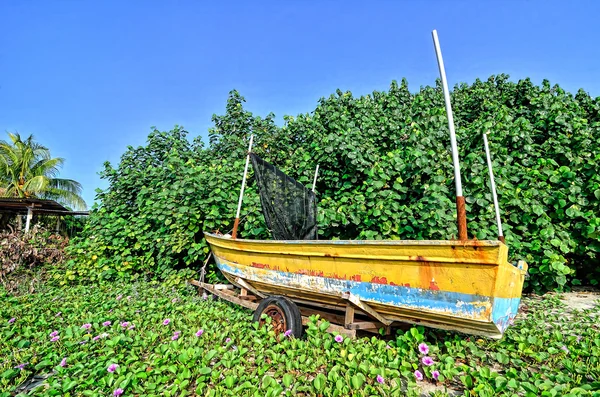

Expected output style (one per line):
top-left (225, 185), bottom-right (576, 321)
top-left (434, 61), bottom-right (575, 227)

top-left (0, 198), bottom-right (89, 216)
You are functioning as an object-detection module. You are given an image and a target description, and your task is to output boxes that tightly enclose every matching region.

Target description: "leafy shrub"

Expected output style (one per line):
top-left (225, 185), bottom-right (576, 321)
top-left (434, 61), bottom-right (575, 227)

top-left (70, 76), bottom-right (600, 292)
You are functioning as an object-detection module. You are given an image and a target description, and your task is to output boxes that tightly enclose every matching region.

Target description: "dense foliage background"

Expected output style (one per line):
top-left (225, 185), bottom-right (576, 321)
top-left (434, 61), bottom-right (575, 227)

top-left (67, 75), bottom-right (600, 292)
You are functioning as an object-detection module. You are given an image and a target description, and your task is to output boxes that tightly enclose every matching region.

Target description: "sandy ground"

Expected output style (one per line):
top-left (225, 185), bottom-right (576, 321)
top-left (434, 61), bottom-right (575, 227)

top-left (560, 289), bottom-right (600, 311)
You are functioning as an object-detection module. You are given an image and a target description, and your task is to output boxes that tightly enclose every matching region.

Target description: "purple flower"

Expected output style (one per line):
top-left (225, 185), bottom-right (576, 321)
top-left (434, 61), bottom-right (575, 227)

top-left (127, 324), bottom-right (135, 330)
top-left (172, 298), bottom-right (177, 303)
top-left (432, 370), bottom-right (440, 380)
top-left (422, 356), bottom-right (434, 366)
top-left (414, 370), bottom-right (423, 381)
top-left (60, 357), bottom-right (67, 367)
top-left (79, 340), bottom-right (87, 345)
top-left (172, 331), bottom-right (181, 341)
top-left (51, 336), bottom-right (60, 342)
top-left (195, 329), bottom-right (204, 337)
top-left (126, 296), bottom-right (131, 300)
top-left (386, 345), bottom-right (391, 349)
top-left (376, 374), bottom-right (384, 384)
top-left (334, 335), bottom-right (343, 343)
top-left (103, 321), bottom-right (112, 326)
top-left (202, 293), bottom-right (208, 300)
top-left (113, 388), bottom-right (124, 396)
top-left (162, 319), bottom-right (170, 326)
top-left (284, 329), bottom-right (292, 337)
top-left (81, 323), bottom-right (92, 330)
top-left (50, 330), bottom-right (59, 338)
top-left (225, 337), bottom-right (231, 343)
top-left (14, 363), bottom-right (28, 370)
top-left (116, 295), bottom-right (122, 301)
top-left (120, 322), bottom-right (129, 328)
top-left (107, 363), bottom-right (119, 373)
top-left (560, 345), bottom-right (570, 354)
top-left (8, 317), bottom-right (16, 324)
top-left (418, 343), bottom-right (429, 355)
top-left (55, 312), bottom-right (62, 317)
top-left (93, 335), bottom-right (101, 341)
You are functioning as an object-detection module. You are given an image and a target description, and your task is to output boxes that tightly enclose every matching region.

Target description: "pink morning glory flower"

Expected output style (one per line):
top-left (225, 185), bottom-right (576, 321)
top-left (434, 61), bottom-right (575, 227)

top-left (93, 335), bottom-right (101, 341)
top-left (8, 318), bottom-right (16, 324)
top-left (50, 330), bottom-right (59, 338)
top-left (422, 356), bottom-right (434, 366)
top-left (113, 388), bottom-right (124, 396)
top-left (60, 358), bottom-right (67, 367)
top-left (195, 329), bottom-right (204, 337)
top-left (51, 336), bottom-right (60, 342)
top-left (432, 370), bottom-right (440, 380)
top-left (163, 319), bottom-right (170, 326)
top-left (116, 295), bottom-right (122, 300)
top-left (560, 345), bottom-right (570, 354)
top-left (172, 331), bottom-right (180, 341)
top-left (107, 363), bottom-right (119, 373)
top-left (14, 363), bottom-right (28, 370)
top-left (386, 345), bottom-right (391, 349)
top-left (418, 343), bottom-right (429, 355)
top-left (202, 293), bottom-right (208, 300)
top-left (414, 370), bottom-right (423, 381)
top-left (127, 324), bottom-right (135, 330)
top-left (334, 335), bottom-right (343, 343)
top-left (120, 322), bottom-right (129, 328)
top-left (284, 329), bottom-right (292, 337)
top-left (81, 323), bottom-right (92, 330)
top-left (103, 321), bottom-right (111, 326)
top-left (225, 337), bottom-right (231, 343)
top-left (55, 312), bottom-right (62, 317)
top-left (172, 298), bottom-right (177, 303)
top-left (376, 374), bottom-right (384, 384)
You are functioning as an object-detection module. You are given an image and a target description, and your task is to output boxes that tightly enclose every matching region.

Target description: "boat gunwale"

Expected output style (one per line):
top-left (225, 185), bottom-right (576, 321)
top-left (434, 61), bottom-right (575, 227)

top-left (204, 232), bottom-right (505, 248)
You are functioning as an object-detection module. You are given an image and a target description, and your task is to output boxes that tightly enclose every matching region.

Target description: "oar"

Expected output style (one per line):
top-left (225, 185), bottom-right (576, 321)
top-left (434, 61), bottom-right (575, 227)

top-left (232, 134), bottom-right (254, 239)
top-left (432, 30), bottom-right (468, 241)
top-left (483, 132), bottom-right (505, 243)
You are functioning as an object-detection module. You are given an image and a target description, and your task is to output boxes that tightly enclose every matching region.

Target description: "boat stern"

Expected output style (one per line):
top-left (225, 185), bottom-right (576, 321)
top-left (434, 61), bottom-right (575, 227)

top-left (491, 260), bottom-right (528, 335)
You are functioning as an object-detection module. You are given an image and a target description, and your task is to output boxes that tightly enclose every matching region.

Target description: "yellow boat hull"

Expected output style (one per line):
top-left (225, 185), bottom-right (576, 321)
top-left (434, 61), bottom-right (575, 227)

top-left (204, 232), bottom-right (528, 339)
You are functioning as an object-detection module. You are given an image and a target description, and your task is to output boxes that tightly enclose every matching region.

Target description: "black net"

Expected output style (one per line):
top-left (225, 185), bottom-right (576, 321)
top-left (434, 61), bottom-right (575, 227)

top-left (250, 153), bottom-right (318, 240)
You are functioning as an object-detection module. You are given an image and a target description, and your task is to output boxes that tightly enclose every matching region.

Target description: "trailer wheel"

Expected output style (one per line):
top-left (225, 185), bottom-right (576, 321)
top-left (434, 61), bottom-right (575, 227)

top-left (253, 296), bottom-right (303, 338)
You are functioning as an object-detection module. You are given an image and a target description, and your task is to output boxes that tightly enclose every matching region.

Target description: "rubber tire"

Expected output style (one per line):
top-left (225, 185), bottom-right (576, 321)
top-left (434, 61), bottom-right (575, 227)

top-left (252, 295), bottom-right (303, 338)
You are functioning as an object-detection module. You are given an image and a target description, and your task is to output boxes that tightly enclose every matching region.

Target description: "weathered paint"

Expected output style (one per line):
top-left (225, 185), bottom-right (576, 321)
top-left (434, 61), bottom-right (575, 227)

top-left (204, 232), bottom-right (528, 338)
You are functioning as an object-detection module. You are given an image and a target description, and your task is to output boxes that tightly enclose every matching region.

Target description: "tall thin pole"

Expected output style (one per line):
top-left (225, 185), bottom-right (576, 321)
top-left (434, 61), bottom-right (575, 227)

top-left (483, 132), bottom-right (505, 243)
top-left (432, 29), bottom-right (467, 241)
top-left (232, 134), bottom-right (254, 239)
top-left (312, 164), bottom-right (319, 193)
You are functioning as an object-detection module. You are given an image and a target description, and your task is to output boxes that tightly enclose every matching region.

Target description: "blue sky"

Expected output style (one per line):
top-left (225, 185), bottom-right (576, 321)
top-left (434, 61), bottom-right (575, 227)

top-left (1, 1), bottom-right (598, 207)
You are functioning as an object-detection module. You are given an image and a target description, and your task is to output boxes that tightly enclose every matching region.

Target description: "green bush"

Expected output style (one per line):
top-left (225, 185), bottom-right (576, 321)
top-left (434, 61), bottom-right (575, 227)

top-left (68, 75), bottom-right (600, 292)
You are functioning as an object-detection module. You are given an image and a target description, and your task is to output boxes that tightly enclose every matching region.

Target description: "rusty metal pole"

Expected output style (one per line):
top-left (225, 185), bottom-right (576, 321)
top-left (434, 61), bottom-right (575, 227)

top-left (232, 134), bottom-right (254, 239)
top-left (432, 29), bottom-right (468, 241)
top-left (483, 132), bottom-right (505, 243)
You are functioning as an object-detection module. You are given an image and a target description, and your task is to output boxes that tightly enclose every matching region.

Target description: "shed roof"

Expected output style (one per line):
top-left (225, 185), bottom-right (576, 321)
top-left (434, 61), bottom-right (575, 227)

top-left (0, 198), bottom-right (89, 216)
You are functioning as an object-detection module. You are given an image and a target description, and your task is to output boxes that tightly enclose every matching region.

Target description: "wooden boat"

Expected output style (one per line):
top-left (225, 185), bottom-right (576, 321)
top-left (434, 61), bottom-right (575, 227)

top-left (205, 233), bottom-right (527, 339)
top-left (203, 30), bottom-right (528, 339)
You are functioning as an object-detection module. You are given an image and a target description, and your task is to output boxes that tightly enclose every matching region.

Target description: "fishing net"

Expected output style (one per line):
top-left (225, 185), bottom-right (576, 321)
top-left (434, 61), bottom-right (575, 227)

top-left (250, 153), bottom-right (318, 240)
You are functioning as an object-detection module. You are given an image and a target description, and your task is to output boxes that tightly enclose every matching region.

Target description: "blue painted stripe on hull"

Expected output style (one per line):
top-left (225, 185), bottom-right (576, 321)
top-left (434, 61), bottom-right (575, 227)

top-left (492, 297), bottom-right (521, 333)
top-left (216, 260), bottom-right (495, 321)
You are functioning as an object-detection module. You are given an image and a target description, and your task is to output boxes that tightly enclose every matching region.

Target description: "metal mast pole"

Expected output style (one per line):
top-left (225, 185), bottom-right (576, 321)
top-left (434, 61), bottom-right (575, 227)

top-left (432, 29), bottom-right (468, 241)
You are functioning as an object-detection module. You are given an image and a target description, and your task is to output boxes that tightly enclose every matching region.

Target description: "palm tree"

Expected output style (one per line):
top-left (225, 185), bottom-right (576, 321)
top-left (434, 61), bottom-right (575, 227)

top-left (0, 132), bottom-right (86, 210)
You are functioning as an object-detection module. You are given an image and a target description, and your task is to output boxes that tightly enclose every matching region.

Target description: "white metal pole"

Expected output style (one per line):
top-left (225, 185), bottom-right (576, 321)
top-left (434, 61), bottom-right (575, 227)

top-left (432, 29), bottom-right (467, 240)
top-left (232, 134), bottom-right (254, 239)
top-left (25, 207), bottom-right (32, 233)
top-left (483, 132), bottom-right (504, 242)
top-left (312, 164), bottom-right (319, 193)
